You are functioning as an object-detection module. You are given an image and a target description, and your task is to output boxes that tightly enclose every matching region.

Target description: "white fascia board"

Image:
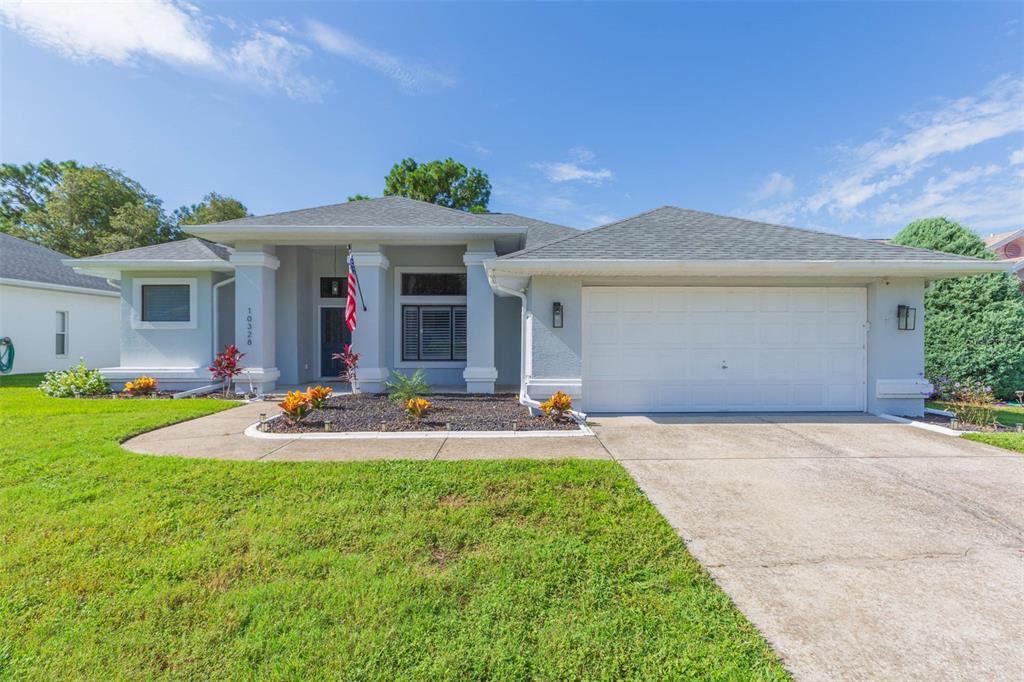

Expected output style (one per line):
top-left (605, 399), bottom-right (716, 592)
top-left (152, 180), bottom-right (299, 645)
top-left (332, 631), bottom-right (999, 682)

top-left (484, 258), bottom-right (1010, 280)
top-left (0, 277), bottom-right (119, 297)
top-left (186, 225), bottom-right (527, 245)
top-left (64, 258), bottom-right (233, 280)
top-left (986, 229), bottom-right (1024, 251)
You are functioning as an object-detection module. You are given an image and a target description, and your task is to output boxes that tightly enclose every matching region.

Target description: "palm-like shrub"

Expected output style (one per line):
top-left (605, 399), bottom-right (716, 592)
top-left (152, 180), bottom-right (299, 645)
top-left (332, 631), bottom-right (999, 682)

top-left (384, 369), bottom-right (431, 405)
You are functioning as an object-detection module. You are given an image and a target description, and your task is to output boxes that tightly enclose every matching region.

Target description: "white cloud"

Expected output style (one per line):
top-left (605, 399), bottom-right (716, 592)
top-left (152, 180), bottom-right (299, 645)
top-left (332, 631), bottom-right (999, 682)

top-left (228, 31), bottom-right (325, 101)
top-left (532, 147), bottom-right (614, 184)
top-left (752, 172), bottom-right (795, 201)
top-left (806, 76), bottom-right (1024, 218)
top-left (456, 141), bottom-right (492, 157)
top-left (0, 0), bottom-right (216, 66)
top-left (307, 19), bottom-right (455, 92)
top-left (743, 76), bottom-right (1024, 234)
top-left (0, 0), bottom-right (325, 100)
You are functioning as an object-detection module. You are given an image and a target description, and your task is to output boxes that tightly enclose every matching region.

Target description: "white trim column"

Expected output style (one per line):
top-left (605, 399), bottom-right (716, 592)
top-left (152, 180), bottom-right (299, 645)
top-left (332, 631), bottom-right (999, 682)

top-left (463, 250), bottom-right (498, 393)
top-left (349, 248), bottom-right (390, 392)
top-left (231, 249), bottom-right (280, 394)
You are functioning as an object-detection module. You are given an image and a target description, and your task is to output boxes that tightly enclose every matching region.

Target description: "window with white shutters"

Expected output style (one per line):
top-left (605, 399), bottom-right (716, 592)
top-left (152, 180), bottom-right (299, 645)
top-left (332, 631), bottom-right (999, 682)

top-left (401, 305), bottom-right (467, 361)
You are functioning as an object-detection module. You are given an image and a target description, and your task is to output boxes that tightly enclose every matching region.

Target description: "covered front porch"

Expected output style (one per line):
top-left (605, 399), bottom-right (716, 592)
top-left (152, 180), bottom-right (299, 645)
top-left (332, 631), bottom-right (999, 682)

top-left (220, 241), bottom-right (523, 395)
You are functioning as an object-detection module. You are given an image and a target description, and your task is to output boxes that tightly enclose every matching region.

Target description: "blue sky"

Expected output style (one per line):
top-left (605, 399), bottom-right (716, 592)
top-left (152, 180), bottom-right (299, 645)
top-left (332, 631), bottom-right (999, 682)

top-left (2, 1), bottom-right (1022, 237)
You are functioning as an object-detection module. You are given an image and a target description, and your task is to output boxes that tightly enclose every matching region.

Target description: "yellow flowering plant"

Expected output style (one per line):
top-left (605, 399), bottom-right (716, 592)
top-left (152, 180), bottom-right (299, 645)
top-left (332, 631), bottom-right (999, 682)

top-left (305, 385), bottom-right (333, 408)
top-left (123, 376), bottom-right (157, 396)
top-left (279, 390), bottom-right (312, 420)
top-left (540, 391), bottom-right (573, 423)
top-left (405, 397), bottom-right (432, 422)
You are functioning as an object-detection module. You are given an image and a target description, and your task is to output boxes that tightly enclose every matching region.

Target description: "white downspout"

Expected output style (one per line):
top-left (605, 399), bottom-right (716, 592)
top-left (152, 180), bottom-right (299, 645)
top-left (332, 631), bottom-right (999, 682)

top-left (489, 277), bottom-right (535, 408)
top-left (212, 276), bottom-right (235, 357)
top-left (489, 272), bottom-right (588, 422)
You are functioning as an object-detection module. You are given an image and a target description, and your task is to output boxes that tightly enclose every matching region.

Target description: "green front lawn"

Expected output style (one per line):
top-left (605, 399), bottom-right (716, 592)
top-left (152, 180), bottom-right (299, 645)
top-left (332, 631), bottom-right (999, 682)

top-left (962, 432), bottom-right (1024, 453)
top-left (0, 377), bottom-right (786, 680)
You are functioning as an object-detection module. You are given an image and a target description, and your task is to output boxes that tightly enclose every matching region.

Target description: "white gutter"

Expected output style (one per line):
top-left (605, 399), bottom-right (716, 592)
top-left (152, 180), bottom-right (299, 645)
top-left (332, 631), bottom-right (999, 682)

top-left (488, 273), bottom-right (532, 405)
top-left (212, 276), bottom-right (235, 356)
top-left (485, 258), bottom-right (1010, 280)
top-left (64, 258), bottom-right (233, 280)
top-left (0, 277), bottom-right (119, 297)
top-left (187, 225), bottom-right (526, 245)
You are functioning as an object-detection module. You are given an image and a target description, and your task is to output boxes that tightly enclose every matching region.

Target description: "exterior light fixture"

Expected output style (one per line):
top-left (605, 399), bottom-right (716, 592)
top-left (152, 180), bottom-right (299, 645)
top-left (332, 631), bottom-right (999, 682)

top-left (553, 301), bottom-right (563, 328)
top-left (897, 305), bottom-right (916, 331)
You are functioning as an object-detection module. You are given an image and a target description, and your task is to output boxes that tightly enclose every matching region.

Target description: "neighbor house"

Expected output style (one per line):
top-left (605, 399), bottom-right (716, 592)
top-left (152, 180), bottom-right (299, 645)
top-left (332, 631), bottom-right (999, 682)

top-left (984, 228), bottom-right (1024, 283)
top-left (0, 233), bottom-right (120, 373)
top-left (67, 197), bottom-right (1005, 416)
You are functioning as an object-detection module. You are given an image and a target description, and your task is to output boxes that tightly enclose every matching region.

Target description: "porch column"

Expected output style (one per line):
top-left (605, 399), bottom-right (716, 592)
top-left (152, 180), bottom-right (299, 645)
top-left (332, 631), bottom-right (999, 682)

top-left (230, 248), bottom-right (280, 394)
top-left (349, 248), bottom-right (390, 393)
top-left (463, 250), bottom-right (497, 393)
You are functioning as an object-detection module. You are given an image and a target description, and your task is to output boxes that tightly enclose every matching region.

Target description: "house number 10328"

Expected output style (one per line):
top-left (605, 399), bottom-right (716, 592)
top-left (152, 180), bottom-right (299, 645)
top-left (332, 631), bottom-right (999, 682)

top-left (246, 307), bottom-right (254, 346)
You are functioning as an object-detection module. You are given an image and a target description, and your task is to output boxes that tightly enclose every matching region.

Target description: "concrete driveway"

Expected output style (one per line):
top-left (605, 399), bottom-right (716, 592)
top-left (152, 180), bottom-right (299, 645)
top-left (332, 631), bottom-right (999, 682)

top-left (592, 413), bottom-right (1024, 681)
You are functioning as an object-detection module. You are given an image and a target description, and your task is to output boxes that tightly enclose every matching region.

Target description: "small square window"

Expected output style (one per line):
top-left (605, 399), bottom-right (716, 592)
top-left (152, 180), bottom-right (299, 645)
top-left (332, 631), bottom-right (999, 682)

top-left (142, 284), bottom-right (190, 322)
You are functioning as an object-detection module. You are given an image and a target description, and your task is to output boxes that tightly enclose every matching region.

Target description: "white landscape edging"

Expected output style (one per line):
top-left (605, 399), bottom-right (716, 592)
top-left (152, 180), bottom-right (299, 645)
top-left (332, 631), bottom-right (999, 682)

top-left (244, 414), bottom-right (594, 440)
top-left (879, 413), bottom-right (962, 437)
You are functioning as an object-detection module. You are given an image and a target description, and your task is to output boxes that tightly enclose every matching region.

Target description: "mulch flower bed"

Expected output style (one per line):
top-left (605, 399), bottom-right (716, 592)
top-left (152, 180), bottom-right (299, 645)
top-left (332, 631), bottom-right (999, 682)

top-left (267, 393), bottom-right (579, 433)
top-left (916, 412), bottom-right (1021, 433)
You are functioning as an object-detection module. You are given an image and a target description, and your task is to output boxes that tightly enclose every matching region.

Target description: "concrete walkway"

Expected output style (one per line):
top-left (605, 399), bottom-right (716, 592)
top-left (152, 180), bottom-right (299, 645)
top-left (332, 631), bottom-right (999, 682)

top-left (123, 401), bottom-right (610, 461)
top-left (590, 413), bottom-right (1024, 681)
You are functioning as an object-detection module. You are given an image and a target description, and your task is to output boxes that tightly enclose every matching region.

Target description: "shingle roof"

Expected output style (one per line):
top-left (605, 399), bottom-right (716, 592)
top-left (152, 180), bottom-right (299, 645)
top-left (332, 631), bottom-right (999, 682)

top-left (209, 196), bottom-right (511, 228)
top-left (79, 238), bottom-right (232, 262)
top-left (502, 206), bottom-right (986, 262)
top-left (0, 233), bottom-right (117, 292)
top-left (483, 212), bottom-right (579, 247)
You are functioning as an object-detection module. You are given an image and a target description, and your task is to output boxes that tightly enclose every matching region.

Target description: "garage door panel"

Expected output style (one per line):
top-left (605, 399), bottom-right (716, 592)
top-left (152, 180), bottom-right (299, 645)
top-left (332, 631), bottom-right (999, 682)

top-left (583, 287), bottom-right (865, 412)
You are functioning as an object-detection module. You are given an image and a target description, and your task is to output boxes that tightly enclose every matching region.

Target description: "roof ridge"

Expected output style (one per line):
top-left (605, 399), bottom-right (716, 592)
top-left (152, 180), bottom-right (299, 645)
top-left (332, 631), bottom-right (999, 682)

top-left (212, 195), bottom-right (506, 227)
top-left (501, 205), bottom-right (668, 259)
top-left (669, 206), bottom-right (991, 262)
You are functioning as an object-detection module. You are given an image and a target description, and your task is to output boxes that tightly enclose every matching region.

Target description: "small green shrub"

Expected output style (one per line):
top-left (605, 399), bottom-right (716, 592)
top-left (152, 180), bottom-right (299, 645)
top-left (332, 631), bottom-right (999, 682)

top-left (384, 369), bottom-right (431, 405)
top-left (38, 360), bottom-right (110, 397)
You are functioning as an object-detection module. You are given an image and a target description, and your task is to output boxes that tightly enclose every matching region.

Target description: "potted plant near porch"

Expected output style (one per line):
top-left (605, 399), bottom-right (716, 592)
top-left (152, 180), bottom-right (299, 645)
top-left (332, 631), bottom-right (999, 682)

top-left (333, 344), bottom-right (360, 394)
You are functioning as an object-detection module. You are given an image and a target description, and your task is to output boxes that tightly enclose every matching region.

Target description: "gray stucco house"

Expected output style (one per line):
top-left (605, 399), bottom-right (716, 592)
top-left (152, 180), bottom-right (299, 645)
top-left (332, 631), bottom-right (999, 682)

top-left (68, 197), bottom-right (1003, 416)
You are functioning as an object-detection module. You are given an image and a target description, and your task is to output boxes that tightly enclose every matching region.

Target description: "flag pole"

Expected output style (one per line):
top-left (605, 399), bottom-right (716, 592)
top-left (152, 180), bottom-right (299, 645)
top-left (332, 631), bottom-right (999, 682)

top-left (347, 245), bottom-right (368, 311)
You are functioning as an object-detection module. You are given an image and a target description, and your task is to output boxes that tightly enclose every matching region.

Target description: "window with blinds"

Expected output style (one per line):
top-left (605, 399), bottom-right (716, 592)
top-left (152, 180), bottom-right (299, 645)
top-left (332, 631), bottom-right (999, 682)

top-left (141, 284), bottom-right (190, 322)
top-left (402, 305), bottom-right (467, 361)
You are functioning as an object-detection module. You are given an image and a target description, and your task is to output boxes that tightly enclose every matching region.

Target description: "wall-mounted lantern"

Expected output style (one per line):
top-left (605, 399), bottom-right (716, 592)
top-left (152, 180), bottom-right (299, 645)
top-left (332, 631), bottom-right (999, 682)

top-left (897, 305), bottom-right (916, 331)
top-left (552, 301), bottom-right (564, 328)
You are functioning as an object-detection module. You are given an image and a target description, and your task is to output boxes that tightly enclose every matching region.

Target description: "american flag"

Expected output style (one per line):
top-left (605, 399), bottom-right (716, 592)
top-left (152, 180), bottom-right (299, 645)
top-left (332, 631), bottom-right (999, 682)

top-left (345, 251), bottom-right (359, 332)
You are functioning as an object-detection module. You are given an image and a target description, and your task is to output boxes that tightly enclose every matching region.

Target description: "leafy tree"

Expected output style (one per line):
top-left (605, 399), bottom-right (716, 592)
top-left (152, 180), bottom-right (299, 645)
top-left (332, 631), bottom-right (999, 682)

top-left (892, 217), bottom-right (1024, 398)
top-left (33, 165), bottom-right (177, 257)
top-left (384, 157), bottom-right (490, 212)
top-left (174, 192), bottom-right (249, 226)
top-left (0, 159), bottom-right (79, 236)
top-left (347, 194), bottom-right (371, 202)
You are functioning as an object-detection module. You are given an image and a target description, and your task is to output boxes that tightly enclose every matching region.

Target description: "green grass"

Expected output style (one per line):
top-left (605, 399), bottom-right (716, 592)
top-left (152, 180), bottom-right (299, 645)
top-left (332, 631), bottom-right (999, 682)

top-left (963, 432), bottom-right (1024, 453)
top-left (0, 380), bottom-right (787, 680)
top-left (926, 400), bottom-right (1024, 453)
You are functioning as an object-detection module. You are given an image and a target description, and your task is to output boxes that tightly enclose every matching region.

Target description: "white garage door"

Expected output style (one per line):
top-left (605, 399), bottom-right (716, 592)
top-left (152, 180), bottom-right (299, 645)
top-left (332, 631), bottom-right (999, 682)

top-left (582, 287), bottom-right (866, 412)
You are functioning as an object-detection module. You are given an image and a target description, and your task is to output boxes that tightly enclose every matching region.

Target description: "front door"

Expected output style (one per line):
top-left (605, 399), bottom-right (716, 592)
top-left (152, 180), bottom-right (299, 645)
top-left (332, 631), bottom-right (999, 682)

top-left (320, 307), bottom-right (351, 378)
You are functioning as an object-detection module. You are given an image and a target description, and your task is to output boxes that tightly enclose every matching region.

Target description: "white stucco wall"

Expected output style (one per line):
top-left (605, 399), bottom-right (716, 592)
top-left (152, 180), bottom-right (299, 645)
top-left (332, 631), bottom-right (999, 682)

top-left (866, 279), bottom-right (929, 416)
top-left (0, 283), bottom-right (119, 374)
top-left (101, 270), bottom-right (226, 389)
top-left (524, 276), bottom-right (931, 415)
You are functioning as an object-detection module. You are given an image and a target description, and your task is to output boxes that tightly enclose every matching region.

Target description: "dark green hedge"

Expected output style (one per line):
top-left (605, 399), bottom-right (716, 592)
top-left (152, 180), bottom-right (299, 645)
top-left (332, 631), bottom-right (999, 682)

top-left (891, 218), bottom-right (1024, 399)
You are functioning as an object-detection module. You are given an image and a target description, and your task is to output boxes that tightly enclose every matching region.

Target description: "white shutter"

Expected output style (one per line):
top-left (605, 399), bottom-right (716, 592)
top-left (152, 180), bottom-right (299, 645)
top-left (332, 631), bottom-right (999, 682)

top-left (420, 307), bottom-right (453, 360)
top-left (402, 307), bottom-right (420, 361)
top-left (452, 306), bottom-right (467, 360)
